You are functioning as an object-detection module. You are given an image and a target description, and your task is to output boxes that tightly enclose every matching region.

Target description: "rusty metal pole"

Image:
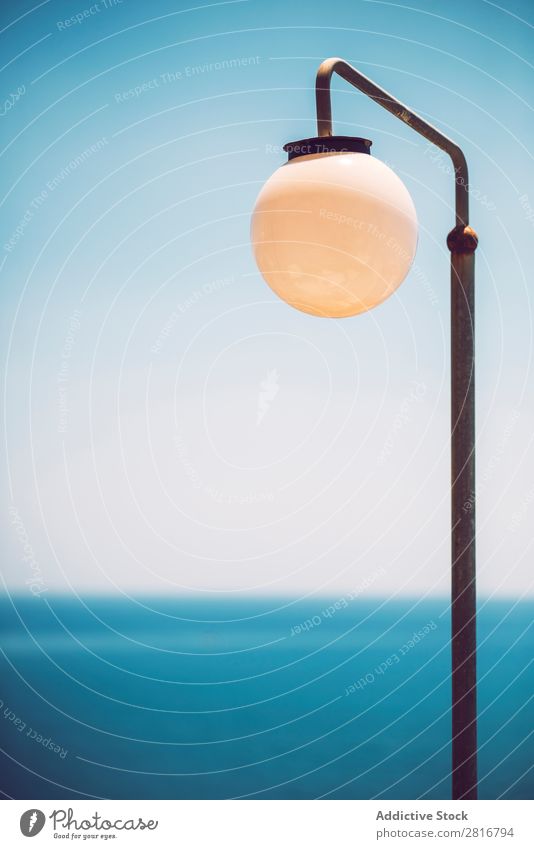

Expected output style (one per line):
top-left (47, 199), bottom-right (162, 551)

top-left (448, 226), bottom-right (478, 799)
top-left (315, 58), bottom-right (478, 799)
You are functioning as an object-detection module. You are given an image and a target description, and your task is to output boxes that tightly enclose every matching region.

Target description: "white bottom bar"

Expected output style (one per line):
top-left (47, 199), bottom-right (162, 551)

top-left (2, 799), bottom-right (532, 848)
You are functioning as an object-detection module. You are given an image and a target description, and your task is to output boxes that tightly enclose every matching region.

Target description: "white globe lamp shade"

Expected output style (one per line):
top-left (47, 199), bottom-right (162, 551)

top-left (251, 137), bottom-right (418, 318)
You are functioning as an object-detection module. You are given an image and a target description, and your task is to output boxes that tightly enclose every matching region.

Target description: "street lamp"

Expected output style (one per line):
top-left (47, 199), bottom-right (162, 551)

top-left (251, 58), bottom-right (478, 801)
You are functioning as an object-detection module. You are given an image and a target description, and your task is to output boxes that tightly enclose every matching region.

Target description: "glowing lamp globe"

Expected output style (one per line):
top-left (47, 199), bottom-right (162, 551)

top-left (251, 137), bottom-right (418, 317)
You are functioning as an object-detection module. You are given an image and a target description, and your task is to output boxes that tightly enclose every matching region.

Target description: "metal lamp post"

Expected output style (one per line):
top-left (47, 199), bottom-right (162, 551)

top-left (251, 58), bottom-right (478, 800)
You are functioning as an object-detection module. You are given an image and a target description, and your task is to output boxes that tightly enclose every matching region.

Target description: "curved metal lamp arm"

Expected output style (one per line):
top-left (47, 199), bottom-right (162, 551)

top-left (316, 57), bottom-right (469, 227)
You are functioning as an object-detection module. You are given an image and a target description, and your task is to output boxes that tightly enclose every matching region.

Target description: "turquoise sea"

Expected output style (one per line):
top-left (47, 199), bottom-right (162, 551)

top-left (0, 596), bottom-right (532, 800)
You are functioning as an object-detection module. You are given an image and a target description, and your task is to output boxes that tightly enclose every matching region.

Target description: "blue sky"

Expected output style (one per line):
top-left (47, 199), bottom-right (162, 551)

top-left (1, 0), bottom-right (533, 598)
